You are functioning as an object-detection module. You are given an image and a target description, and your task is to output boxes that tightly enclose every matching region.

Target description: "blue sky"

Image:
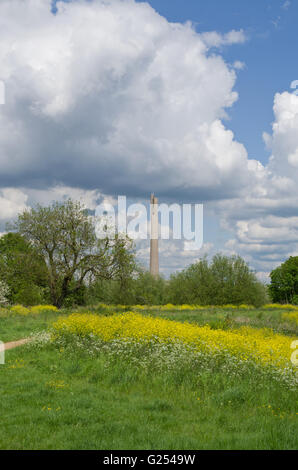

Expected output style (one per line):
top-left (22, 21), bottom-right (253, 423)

top-left (1, 0), bottom-right (298, 279)
top-left (136, 0), bottom-right (296, 164)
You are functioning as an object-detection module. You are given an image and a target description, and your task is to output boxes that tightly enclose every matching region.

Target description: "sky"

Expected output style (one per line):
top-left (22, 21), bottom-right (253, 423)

top-left (134, 0), bottom-right (298, 165)
top-left (0, 0), bottom-right (298, 280)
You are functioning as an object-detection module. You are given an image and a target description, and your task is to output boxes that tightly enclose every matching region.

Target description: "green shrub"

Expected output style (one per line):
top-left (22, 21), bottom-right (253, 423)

top-left (269, 256), bottom-right (298, 304)
top-left (167, 254), bottom-right (267, 307)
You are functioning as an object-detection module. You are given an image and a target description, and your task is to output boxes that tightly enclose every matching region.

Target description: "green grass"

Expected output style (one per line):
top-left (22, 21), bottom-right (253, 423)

top-left (0, 310), bottom-right (66, 342)
top-left (75, 304), bottom-right (298, 337)
top-left (1, 305), bottom-right (297, 344)
top-left (0, 344), bottom-right (297, 450)
top-left (0, 305), bottom-right (297, 450)
top-left (148, 308), bottom-right (298, 336)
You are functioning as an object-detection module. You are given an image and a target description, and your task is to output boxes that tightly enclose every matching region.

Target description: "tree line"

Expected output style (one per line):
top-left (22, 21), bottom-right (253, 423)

top-left (0, 199), bottom-right (296, 307)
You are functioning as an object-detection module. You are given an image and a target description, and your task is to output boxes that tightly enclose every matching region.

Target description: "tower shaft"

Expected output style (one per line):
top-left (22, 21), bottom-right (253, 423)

top-left (150, 194), bottom-right (159, 278)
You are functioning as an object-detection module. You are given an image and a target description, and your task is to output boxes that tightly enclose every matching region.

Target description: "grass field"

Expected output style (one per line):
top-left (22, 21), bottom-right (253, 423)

top-left (0, 304), bottom-right (297, 450)
top-left (1, 304), bottom-right (298, 342)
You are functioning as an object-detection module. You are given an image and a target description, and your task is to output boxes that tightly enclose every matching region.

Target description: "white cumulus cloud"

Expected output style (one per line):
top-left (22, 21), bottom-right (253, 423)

top-left (0, 0), bottom-right (251, 200)
top-left (0, 0), bottom-right (296, 278)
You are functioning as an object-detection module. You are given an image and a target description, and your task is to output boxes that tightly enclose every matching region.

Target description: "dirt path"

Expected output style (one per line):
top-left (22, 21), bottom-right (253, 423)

top-left (2, 338), bottom-right (31, 351)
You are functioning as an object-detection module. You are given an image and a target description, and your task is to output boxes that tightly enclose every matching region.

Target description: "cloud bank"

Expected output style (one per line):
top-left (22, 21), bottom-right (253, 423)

top-left (0, 0), bottom-right (297, 278)
top-left (0, 0), bottom-right (251, 200)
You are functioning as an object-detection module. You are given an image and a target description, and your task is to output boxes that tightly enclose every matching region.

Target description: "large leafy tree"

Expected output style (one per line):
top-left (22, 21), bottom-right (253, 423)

top-left (0, 232), bottom-right (48, 305)
top-left (13, 199), bottom-right (135, 307)
top-left (269, 256), bottom-right (298, 304)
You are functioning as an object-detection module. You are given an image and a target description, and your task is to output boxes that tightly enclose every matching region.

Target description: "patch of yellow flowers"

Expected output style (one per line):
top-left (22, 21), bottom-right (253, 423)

top-left (94, 303), bottom-right (255, 311)
top-left (46, 380), bottom-right (68, 390)
top-left (282, 311), bottom-right (298, 324)
top-left (7, 359), bottom-right (25, 369)
top-left (134, 303), bottom-right (298, 311)
top-left (132, 304), bottom-right (253, 311)
top-left (264, 304), bottom-right (298, 310)
top-left (94, 303), bottom-right (298, 311)
top-left (53, 312), bottom-right (296, 370)
top-left (10, 304), bottom-right (58, 316)
top-left (101, 303), bottom-right (298, 311)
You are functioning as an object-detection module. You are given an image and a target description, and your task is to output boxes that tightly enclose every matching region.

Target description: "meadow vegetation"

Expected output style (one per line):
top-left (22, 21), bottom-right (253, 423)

top-left (0, 199), bottom-right (297, 449)
top-left (0, 304), bottom-right (297, 449)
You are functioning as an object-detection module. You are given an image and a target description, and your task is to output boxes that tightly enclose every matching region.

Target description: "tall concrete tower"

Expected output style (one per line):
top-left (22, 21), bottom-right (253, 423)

top-left (150, 193), bottom-right (159, 278)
